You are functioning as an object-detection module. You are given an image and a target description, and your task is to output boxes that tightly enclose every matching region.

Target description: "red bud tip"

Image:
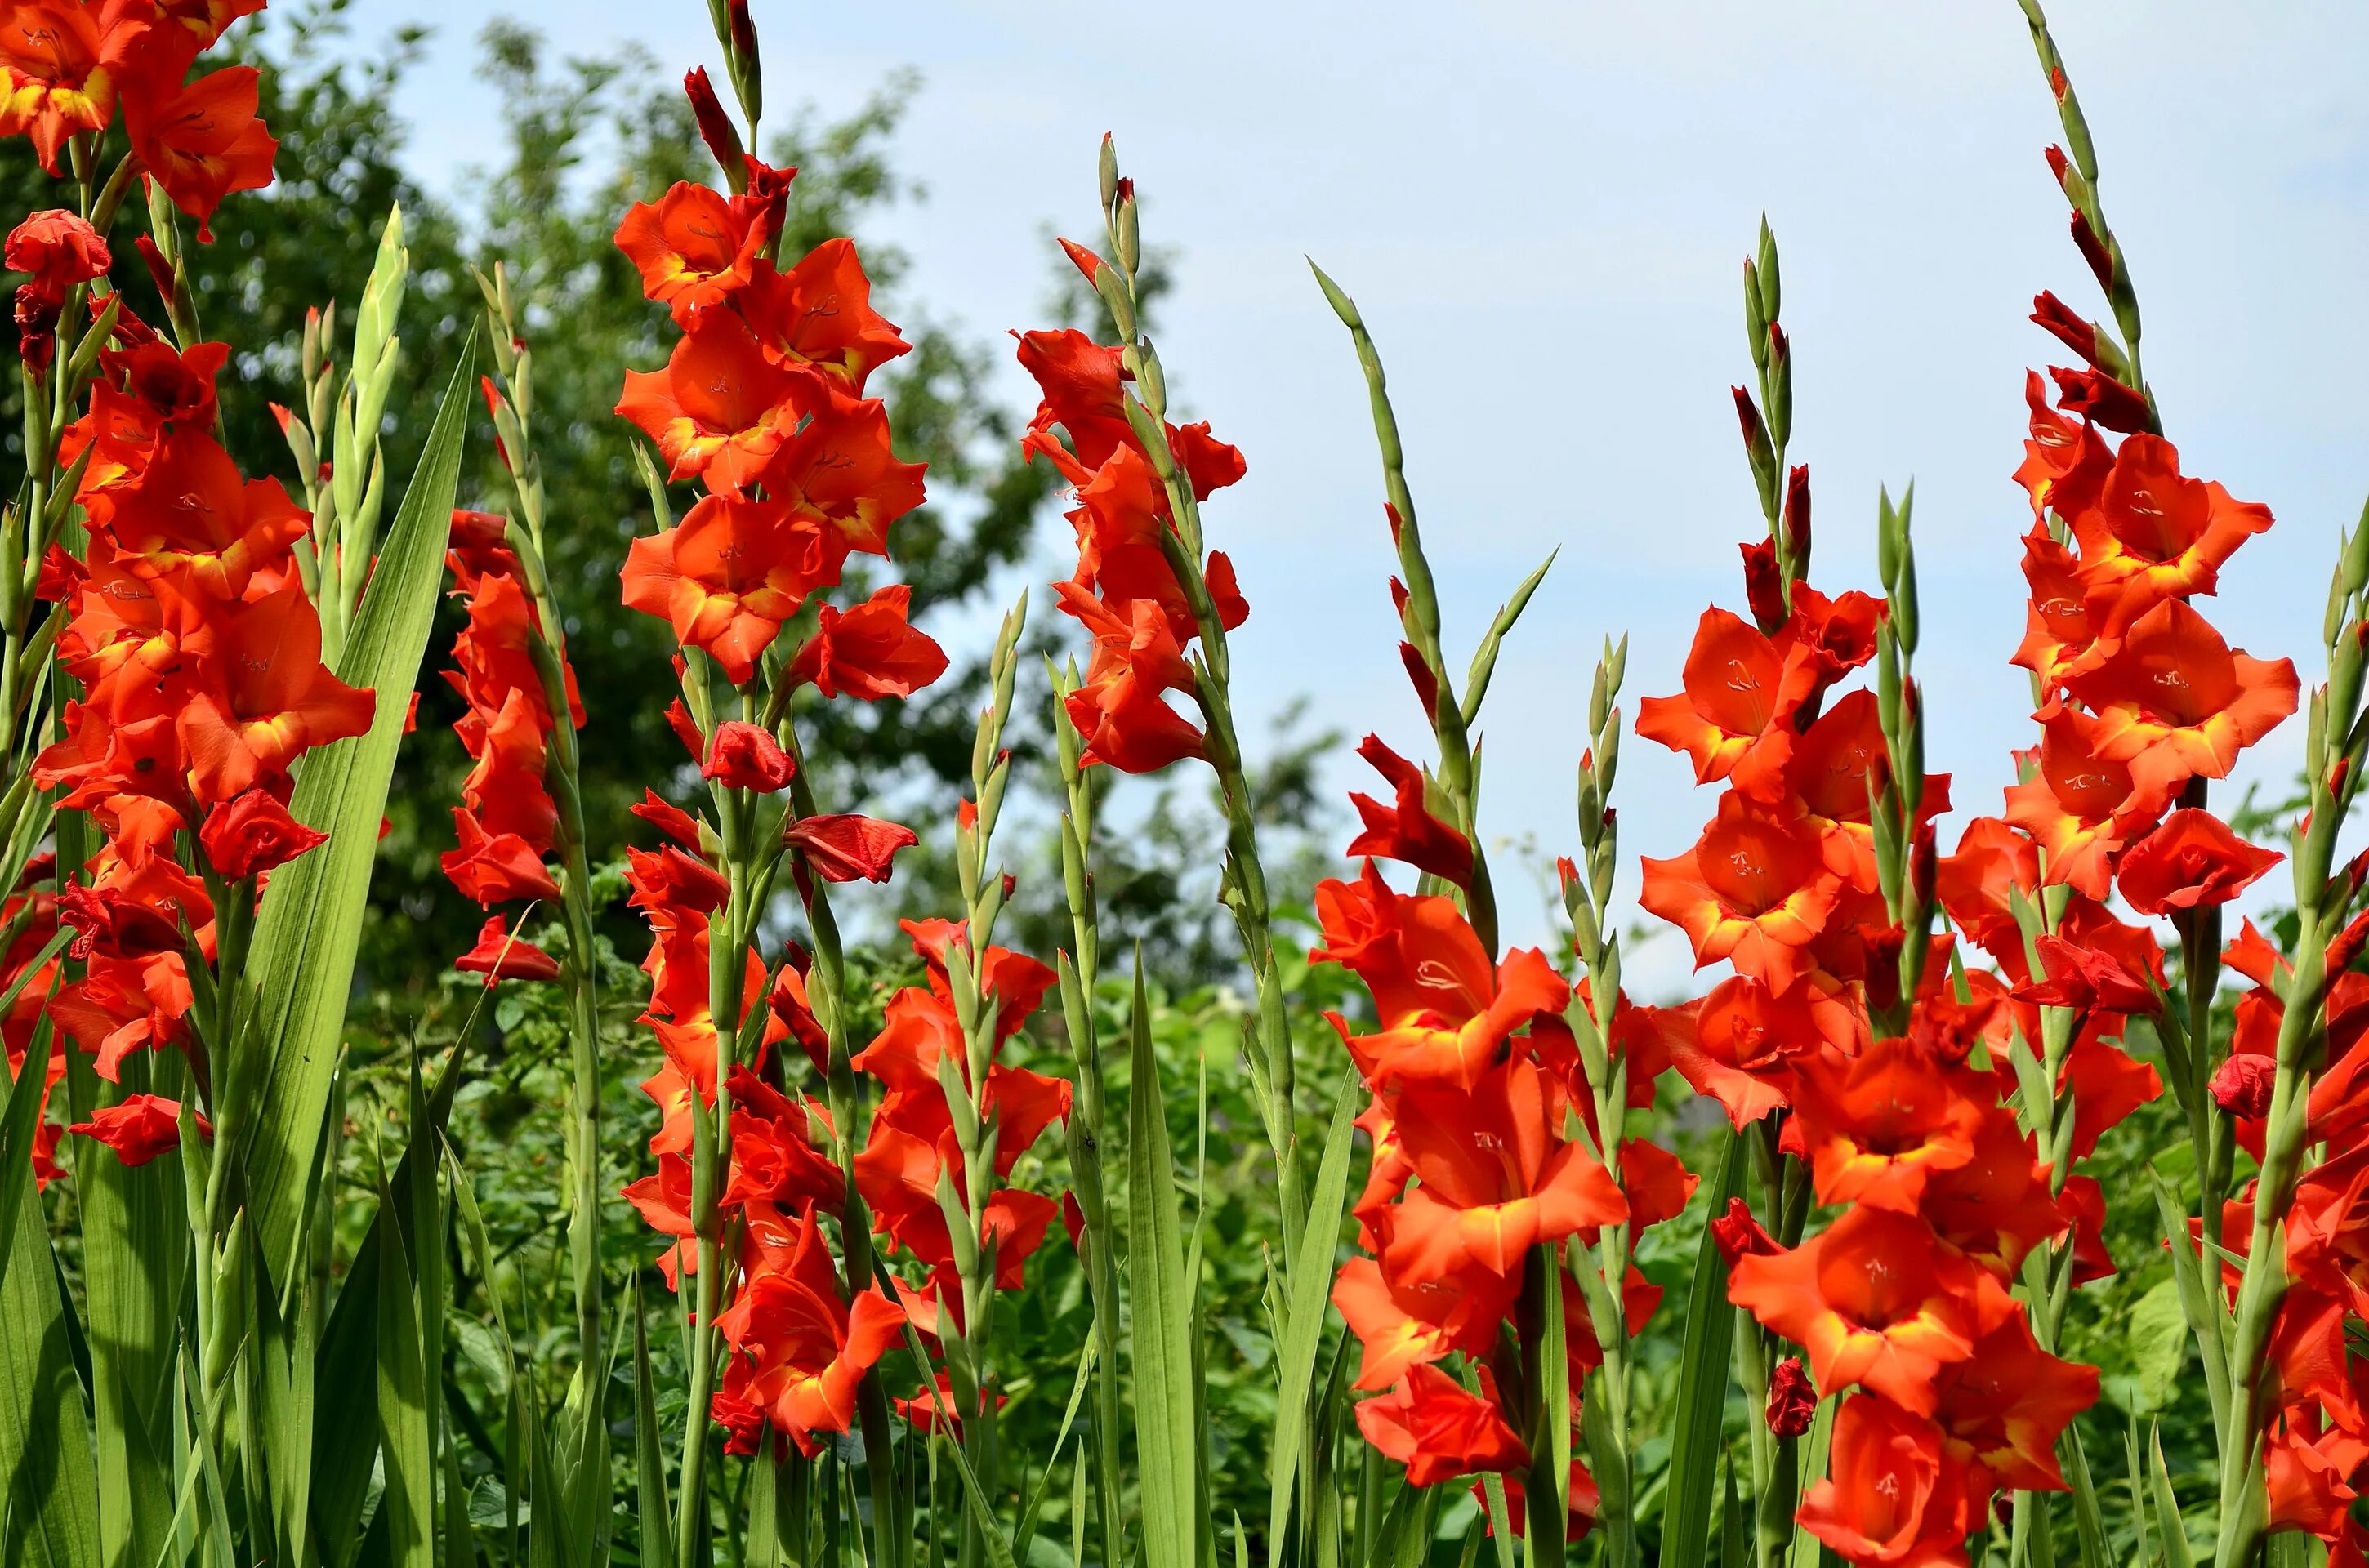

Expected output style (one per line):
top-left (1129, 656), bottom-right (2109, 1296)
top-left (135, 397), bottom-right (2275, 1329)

top-left (2208, 1053), bottom-right (2275, 1120)
top-left (1766, 1357), bottom-right (1816, 1438)
top-left (1056, 236), bottom-right (1104, 283)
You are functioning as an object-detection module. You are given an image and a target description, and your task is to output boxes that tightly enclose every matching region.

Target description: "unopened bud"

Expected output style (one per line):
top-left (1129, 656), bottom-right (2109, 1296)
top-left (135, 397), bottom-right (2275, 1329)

top-left (685, 69), bottom-right (747, 185)
top-left (1709, 1198), bottom-right (1777, 1266)
top-left (2208, 1053), bottom-right (2274, 1120)
top-left (1098, 133), bottom-right (1118, 212)
top-left (1766, 1356), bottom-right (1815, 1438)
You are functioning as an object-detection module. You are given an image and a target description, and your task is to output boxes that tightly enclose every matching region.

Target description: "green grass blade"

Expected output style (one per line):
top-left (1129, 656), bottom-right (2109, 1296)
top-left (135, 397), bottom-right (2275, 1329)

top-left (631, 1268), bottom-right (675, 1557)
top-left (1267, 1089), bottom-right (1361, 1568)
top-left (373, 1183), bottom-right (435, 1567)
top-left (238, 334), bottom-right (475, 1287)
top-left (1662, 1127), bottom-right (1745, 1568)
top-left (1127, 953), bottom-right (1203, 1568)
top-left (1015, 1334), bottom-right (1099, 1568)
top-left (0, 1021), bottom-right (100, 1568)
top-left (2149, 1420), bottom-right (2195, 1568)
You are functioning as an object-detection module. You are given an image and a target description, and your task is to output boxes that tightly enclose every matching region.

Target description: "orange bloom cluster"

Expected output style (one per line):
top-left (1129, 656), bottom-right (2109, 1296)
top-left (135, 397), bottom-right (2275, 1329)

top-left (1312, 841), bottom-right (1693, 1526)
top-left (435, 506), bottom-right (579, 983)
top-left (613, 79), bottom-right (955, 1456)
top-left (0, 0), bottom-right (274, 234)
top-left (1015, 247), bottom-right (1248, 773)
top-left (616, 171), bottom-right (942, 697)
top-left (850, 919), bottom-right (1070, 1428)
top-left (33, 322), bottom-right (363, 1134)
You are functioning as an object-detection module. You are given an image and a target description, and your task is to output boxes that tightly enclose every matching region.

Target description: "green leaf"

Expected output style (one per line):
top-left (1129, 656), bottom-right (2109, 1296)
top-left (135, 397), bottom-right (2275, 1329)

top-left (1266, 1089), bottom-right (1361, 1568)
top-left (2148, 1420), bottom-right (2195, 1568)
top-left (630, 1267), bottom-right (674, 1560)
top-left (1662, 1126), bottom-right (1744, 1568)
top-left (238, 334), bottom-right (475, 1289)
top-left (1127, 954), bottom-right (1203, 1568)
top-left (2126, 1277), bottom-right (2189, 1414)
top-left (0, 1019), bottom-right (100, 1568)
top-left (373, 1183), bottom-right (435, 1568)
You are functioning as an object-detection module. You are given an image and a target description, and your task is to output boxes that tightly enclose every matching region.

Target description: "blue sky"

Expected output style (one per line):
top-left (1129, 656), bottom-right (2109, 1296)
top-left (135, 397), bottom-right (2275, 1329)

top-left (379, 0), bottom-right (2369, 989)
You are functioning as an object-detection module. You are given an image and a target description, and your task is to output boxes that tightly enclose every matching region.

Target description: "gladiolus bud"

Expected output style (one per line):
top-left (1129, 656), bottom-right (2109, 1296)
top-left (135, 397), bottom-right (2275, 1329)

top-left (1708, 1197), bottom-right (1777, 1265)
top-left (2209, 1054), bottom-right (2274, 1120)
top-left (1782, 465), bottom-right (1811, 565)
top-left (685, 68), bottom-right (747, 180)
top-left (200, 790), bottom-right (329, 880)
top-left (1766, 1357), bottom-right (1815, 1437)
top-left (703, 721), bottom-right (794, 792)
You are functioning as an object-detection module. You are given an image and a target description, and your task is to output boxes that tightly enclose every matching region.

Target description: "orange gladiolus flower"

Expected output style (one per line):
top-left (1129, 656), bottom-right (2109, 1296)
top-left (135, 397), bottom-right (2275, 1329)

top-left (178, 586), bottom-right (375, 803)
top-left (2010, 369), bottom-right (2110, 526)
top-left (787, 585), bottom-right (949, 701)
top-left (2114, 806), bottom-right (2282, 915)
top-left (2063, 597), bottom-right (2298, 802)
top-left (1794, 1394), bottom-right (1973, 1568)
top-left (1639, 792), bottom-right (1845, 993)
top-left (90, 426), bottom-right (309, 599)
top-left (614, 181), bottom-right (772, 321)
top-left (713, 1209), bottom-right (906, 1450)
top-left (1381, 1055), bottom-right (1627, 1282)
top-left (1636, 606), bottom-right (1795, 783)
top-left (2066, 434), bottom-right (2273, 637)
top-left (1783, 1040), bottom-right (1989, 1212)
top-left (1353, 1363), bottom-right (1529, 1489)
top-left (123, 65), bottom-right (278, 241)
top-left (2001, 710), bottom-right (2165, 901)
top-left (2010, 528), bottom-right (2099, 694)
top-left (0, 0), bottom-right (149, 173)
top-left (621, 493), bottom-right (843, 683)
top-left (1729, 1205), bottom-right (2014, 1415)
top-left (615, 308), bottom-right (810, 497)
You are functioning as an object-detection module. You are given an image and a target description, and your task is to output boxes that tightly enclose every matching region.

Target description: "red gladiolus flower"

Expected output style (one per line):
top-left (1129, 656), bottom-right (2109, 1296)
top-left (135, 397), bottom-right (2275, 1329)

top-left (454, 915), bottom-right (562, 984)
top-left (1638, 792), bottom-right (1844, 993)
top-left (70, 1094), bottom-right (207, 1168)
top-left (123, 65), bottom-right (278, 242)
top-left (1635, 607), bottom-right (1793, 783)
top-left (616, 309), bottom-right (811, 497)
top-left (1915, 1111), bottom-right (2066, 1278)
top-left (783, 814), bottom-right (918, 884)
top-left (1666, 973), bottom-right (1856, 1127)
top-left (2064, 598), bottom-right (2298, 803)
top-left (1783, 1040), bottom-right (1989, 1213)
top-left (1354, 1363), bottom-right (1529, 1489)
top-left (2010, 528), bottom-right (2099, 693)
top-left (1729, 1205), bottom-right (2014, 1416)
top-left (2001, 711), bottom-right (2165, 901)
top-left (713, 1209), bottom-right (907, 1450)
top-left (198, 788), bottom-right (327, 880)
top-left (1314, 863), bottom-right (1568, 1091)
top-left (2011, 370), bottom-right (2111, 527)
top-left (1932, 1315), bottom-right (2099, 1495)
top-left (2114, 808), bottom-right (2282, 915)
top-left (788, 586), bottom-right (949, 701)
top-left (442, 808), bottom-right (562, 906)
top-left (89, 427), bottom-right (310, 599)
top-left (738, 238), bottom-right (912, 392)
top-left (6, 208), bottom-right (109, 301)
top-left (614, 181), bottom-right (772, 322)
top-left (2067, 434), bottom-right (2273, 637)
top-left (703, 720), bottom-right (794, 792)
top-left (1794, 1394), bottom-right (1973, 1568)
top-left (756, 389), bottom-right (927, 558)
top-left (621, 494), bottom-right (843, 683)
top-left (1381, 1055), bottom-right (1627, 1283)
top-left (1345, 734), bottom-right (1474, 887)
top-left (1331, 1254), bottom-right (1519, 1391)
top-left (1710, 1196), bottom-right (1779, 1265)
top-left (0, 1), bottom-right (149, 173)
top-left (177, 587), bottom-right (376, 803)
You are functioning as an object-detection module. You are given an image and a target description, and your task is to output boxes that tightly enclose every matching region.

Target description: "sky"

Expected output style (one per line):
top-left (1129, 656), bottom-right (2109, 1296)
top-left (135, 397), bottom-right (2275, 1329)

top-left (377, 0), bottom-right (2369, 991)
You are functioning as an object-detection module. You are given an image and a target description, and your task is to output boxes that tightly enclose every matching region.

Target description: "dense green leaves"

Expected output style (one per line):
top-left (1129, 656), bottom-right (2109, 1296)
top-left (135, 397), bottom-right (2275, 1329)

top-left (239, 332), bottom-right (472, 1287)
